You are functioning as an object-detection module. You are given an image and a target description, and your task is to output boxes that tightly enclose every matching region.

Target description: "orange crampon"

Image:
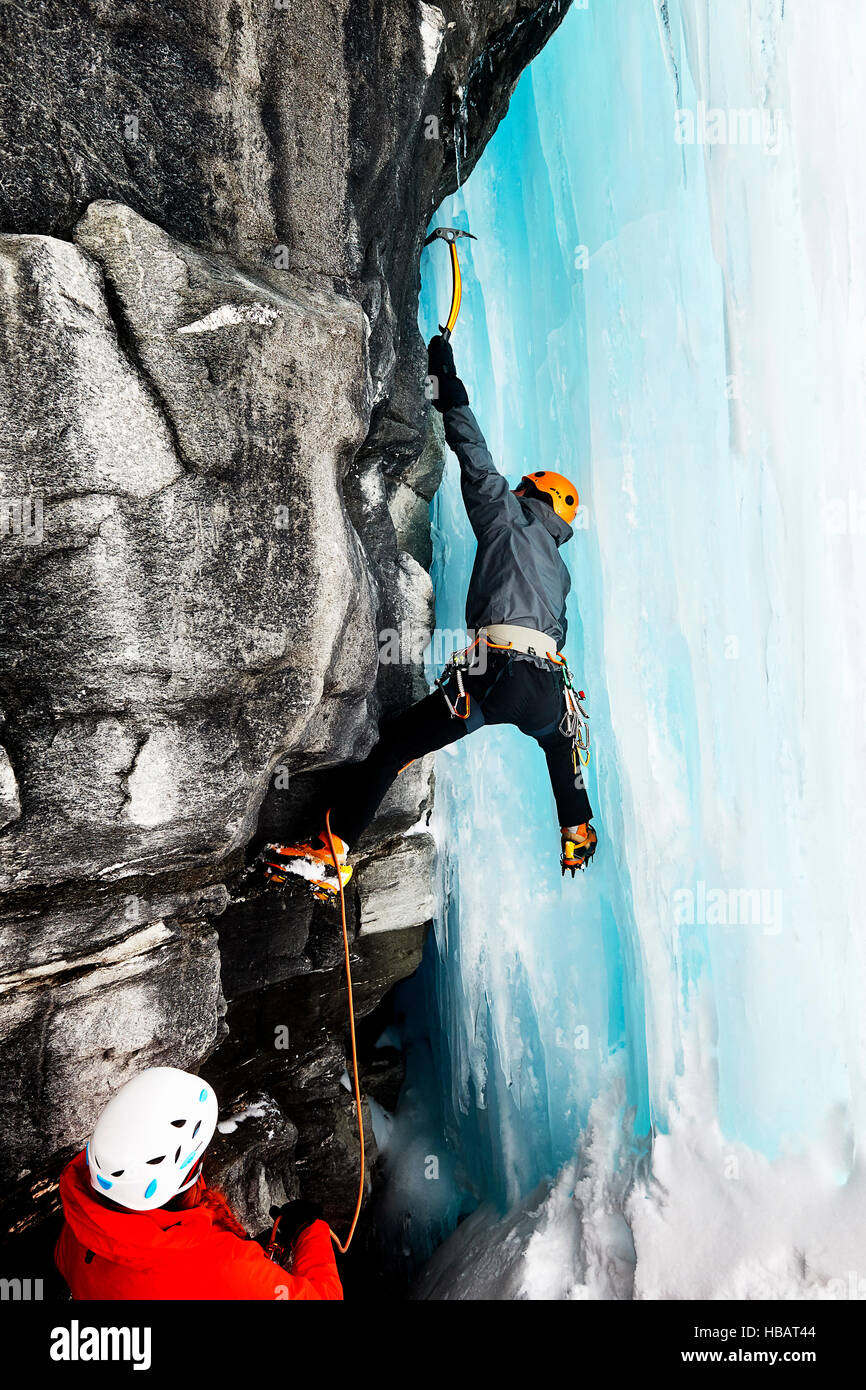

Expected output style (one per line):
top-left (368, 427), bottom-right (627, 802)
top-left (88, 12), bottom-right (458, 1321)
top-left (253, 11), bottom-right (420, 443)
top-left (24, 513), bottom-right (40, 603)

top-left (560, 823), bottom-right (598, 875)
top-left (261, 831), bottom-right (353, 901)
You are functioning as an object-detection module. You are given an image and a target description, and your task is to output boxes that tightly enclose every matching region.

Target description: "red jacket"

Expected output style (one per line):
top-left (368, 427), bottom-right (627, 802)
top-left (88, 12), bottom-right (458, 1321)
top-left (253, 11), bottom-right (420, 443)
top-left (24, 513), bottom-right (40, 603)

top-left (55, 1151), bottom-right (343, 1301)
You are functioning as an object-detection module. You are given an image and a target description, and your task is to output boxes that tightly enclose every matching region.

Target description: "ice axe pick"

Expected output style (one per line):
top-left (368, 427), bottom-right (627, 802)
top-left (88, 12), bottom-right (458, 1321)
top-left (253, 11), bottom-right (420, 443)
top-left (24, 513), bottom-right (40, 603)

top-left (423, 226), bottom-right (477, 341)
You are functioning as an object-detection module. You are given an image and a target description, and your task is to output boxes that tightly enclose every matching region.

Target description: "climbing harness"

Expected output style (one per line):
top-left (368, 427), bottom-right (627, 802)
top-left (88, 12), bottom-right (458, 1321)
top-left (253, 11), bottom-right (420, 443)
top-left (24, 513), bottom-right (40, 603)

top-left (481, 623), bottom-right (559, 659)
top-left (436, 631), bottom-right (591, 777)
top-left (423, 226), bottom-right (477, 341)
top-left (436, 635), bottom-right (596, 877)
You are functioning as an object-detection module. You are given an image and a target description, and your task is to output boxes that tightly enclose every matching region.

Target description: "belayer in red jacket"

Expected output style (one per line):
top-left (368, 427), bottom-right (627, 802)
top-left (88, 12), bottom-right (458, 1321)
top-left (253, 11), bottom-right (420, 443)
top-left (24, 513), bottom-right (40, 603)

top-left (55, 1065), bottom-right (343, 1301)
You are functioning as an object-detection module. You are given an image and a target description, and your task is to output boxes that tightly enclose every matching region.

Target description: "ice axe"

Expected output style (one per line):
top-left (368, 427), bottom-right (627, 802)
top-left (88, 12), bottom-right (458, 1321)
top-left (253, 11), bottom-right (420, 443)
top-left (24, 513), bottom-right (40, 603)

top-left (423, 226), bottom-right (477, 341)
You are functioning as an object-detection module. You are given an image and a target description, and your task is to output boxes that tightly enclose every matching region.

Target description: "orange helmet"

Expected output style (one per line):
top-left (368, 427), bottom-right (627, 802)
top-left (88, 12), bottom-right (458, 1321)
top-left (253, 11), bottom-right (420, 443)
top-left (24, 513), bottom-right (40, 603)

top-left (520, 470), bottom-right (579, 525)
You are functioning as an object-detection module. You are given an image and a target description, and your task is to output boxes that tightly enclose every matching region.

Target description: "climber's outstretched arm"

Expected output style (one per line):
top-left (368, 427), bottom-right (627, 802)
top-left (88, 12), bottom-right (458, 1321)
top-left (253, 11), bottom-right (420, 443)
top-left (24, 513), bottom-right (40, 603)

top-left (427, 335), bottom-right (522, 542)
top-left (445, 404), bottom-right (525, 541)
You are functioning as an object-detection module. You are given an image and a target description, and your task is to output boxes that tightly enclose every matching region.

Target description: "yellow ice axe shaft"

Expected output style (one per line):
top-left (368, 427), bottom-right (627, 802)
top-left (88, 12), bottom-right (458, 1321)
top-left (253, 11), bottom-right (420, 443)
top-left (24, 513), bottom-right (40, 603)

top-left (445, 240), bottom-right (462, 337)
top-left (423, 226), bottom-right (477, 342)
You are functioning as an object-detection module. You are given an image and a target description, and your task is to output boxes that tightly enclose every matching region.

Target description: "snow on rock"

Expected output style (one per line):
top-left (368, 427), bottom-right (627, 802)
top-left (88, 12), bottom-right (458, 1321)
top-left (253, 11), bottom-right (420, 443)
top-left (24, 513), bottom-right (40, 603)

top-left (217, 1100), bottom-right (270, 1135)
top-left (177, 303), bottom-right (283, 334)
top-left (419, 3), bottom-right (446, 77)
top-left (0, 746), bottom-right (21, 832)
top-left (415, 1081), bottom-right (637, 1300)
top-left (627, 1063), bottom-right (866, 1300)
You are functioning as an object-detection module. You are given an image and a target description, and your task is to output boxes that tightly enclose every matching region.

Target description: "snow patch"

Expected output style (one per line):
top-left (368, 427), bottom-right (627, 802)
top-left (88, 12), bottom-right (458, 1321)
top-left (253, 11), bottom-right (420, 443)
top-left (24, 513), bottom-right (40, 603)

top-left (177, 303), bottom-right (283, 335)
top-left (0, 745), bottom-right (21, 830)
top-left (419, 3), bottom-right (446, 77)
top-left (271, 853), bottom-right (332, 886)
top-left (418, 1055), bottom-right (866, 1300)
top-left (217, 1100), bottom-right (269, 1135)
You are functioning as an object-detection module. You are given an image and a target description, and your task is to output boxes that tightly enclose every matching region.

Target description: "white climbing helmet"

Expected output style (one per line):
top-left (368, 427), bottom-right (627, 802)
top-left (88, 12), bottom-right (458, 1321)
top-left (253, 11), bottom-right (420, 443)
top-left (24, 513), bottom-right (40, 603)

top-left (86, 1066), bottom-right (219, 1212)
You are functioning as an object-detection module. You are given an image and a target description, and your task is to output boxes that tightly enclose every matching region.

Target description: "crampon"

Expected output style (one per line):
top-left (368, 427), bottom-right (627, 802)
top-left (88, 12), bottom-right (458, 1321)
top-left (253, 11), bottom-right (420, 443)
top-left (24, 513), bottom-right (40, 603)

top-left (561, 823), bottom-right (598, 875)
top-left (260, 832), bottom-right (353, 902)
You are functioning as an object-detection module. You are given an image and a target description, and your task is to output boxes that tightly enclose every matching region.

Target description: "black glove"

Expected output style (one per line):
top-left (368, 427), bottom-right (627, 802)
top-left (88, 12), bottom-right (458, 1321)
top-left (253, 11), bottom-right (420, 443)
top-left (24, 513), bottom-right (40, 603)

top-left (427, 335), bottom-right (469, 414)
top-left (269, 1199), bottom-right (323, 1248)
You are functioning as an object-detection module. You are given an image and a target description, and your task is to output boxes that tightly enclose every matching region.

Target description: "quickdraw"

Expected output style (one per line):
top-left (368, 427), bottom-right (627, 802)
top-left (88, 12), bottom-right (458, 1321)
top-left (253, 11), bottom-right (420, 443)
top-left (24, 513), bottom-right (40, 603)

top-left (435, 634), bottom-right (484, 721)
top-left (436, 660), bottom-right (471, 720)
top-left (555, 653), bottom-right (590, 773)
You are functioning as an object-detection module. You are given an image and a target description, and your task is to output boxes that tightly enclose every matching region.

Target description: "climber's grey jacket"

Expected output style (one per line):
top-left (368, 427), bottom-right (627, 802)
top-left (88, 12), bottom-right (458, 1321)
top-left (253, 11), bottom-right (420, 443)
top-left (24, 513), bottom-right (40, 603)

top-left (443, 404), bottom-right (573, 649)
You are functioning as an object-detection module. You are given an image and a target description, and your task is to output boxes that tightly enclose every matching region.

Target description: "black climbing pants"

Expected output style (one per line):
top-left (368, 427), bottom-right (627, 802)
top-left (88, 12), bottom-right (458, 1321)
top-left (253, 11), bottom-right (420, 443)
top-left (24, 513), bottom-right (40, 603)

top-left (330, 651), bottom-right (593, 845)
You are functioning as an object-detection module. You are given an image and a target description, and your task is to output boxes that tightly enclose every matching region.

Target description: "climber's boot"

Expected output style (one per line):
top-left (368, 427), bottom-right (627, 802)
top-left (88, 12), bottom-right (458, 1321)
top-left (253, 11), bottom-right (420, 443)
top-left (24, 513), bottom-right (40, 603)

top-left (261, 831), bottom-right (353, 901)
top-left (561, 822), bottom-right (598, 875)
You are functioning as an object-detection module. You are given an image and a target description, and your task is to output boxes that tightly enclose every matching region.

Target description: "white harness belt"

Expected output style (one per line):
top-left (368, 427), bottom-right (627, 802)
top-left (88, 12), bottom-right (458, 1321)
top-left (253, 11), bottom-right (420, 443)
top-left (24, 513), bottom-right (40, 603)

top-left (480, 623), bottom-right (560, 661)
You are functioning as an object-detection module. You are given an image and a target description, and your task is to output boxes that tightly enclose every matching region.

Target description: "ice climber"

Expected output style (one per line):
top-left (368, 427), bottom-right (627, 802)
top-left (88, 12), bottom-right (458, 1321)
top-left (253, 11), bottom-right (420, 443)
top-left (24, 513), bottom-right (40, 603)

top-left (263, 334), bottom-right (597, 897)
top-left (55, 1066), bottom-right (343, 1301)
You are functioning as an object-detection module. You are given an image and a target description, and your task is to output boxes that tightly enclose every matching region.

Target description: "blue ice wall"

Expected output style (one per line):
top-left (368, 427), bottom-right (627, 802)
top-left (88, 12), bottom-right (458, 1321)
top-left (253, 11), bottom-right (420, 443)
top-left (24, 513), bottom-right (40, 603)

top-left (418, 18), bottom-right (654, 1211)
top-left (411, 0), bottom-right (866, 1220)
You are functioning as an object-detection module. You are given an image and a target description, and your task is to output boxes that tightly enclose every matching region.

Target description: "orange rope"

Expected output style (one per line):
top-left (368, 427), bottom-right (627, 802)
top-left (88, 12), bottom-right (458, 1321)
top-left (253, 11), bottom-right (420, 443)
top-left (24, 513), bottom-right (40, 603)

top-left (264, 812), bottom-right (366, 1265)
top-left (324, 807), bottom-right (365, 1255)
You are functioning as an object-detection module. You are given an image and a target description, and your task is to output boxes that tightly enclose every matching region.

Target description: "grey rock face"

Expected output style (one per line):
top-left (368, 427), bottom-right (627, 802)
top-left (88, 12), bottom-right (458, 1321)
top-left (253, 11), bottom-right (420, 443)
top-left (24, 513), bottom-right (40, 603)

top-left (1, 0), bottom-right (571, 274)
top-left (0, 0), bottom-right (573, 1259)
top-left (386, 412), bottom-right (449, 569)
top-left (208, 1094), bottom-right (300, 1234)
top-left (1, 208), bottom-right (377, 891)
top-left (357, 834), bottom-right (437, 937)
